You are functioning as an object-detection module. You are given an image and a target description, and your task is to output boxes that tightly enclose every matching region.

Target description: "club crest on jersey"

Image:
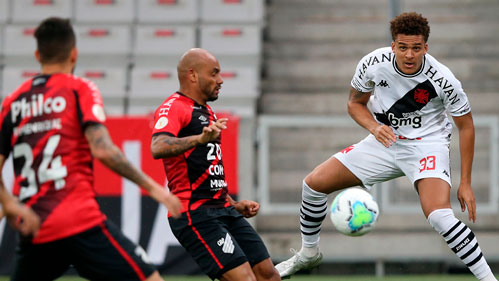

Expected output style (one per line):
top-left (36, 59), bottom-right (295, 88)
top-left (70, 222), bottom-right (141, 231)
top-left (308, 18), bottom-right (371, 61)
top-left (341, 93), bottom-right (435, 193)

top-left (414, 89), bottom-right (429, 104)
top-left (92, 105), bottom-right (106, 122)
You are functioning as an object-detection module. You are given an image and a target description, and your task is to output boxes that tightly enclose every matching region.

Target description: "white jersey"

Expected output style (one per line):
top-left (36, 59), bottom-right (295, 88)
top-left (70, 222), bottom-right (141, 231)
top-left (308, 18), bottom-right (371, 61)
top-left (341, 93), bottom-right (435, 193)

top-left (351, 47), bottom-right (470, 143)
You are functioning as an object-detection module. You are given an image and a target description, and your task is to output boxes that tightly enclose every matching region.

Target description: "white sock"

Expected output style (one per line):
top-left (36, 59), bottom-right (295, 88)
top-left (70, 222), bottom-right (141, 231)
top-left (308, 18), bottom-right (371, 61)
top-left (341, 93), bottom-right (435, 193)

top-left (481, 273), bottom-right (497, 281)
top-left (300, 245), bottom-right (319, 258)
top-left (428, 209), bottom-right (495, 280)
top-left (300, 180), bottom-right (328, 250)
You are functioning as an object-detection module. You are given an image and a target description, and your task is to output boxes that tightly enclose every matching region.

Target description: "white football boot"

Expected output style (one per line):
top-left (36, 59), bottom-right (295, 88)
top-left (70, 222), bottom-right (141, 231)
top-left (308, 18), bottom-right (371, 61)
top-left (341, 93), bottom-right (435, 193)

top-left (275, 248), bottom-right (323, 279)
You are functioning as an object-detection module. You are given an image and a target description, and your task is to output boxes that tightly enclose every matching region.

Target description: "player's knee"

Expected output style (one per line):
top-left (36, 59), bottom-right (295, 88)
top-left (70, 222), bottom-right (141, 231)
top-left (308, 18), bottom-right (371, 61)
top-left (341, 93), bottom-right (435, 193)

top-left (254, 265), bottom-right (279, 281)
top-left (427, 208), bottom-right (456, 234)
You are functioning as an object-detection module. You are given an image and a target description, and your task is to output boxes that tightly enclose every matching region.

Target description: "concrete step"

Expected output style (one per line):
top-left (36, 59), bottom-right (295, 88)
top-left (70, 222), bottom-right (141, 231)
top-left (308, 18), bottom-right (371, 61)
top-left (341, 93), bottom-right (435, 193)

top-left (260, 92), bottom-right (499, 115)
top-left (261, 230), bottom-right (499, 263)
top-left (262, 57), bottom-right (499, 93)
top-left (267, 2), bottom-right (499, 25)
top-left (264, 41), bottom-right (499, 60)
top-left (267, 21), bottom-right (499, 42)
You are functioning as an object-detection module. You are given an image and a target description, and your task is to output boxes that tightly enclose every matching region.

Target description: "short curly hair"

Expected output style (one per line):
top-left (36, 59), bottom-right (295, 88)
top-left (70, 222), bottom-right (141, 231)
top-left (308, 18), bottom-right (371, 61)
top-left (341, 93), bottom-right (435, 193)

top-left (390, 12), bottom-right (430, 42)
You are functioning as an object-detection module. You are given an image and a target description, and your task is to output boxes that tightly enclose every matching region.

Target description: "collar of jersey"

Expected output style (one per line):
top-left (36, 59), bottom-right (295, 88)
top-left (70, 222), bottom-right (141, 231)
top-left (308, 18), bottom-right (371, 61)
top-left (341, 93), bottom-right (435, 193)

top-left (392, 55), bottom-right (426, 78)
top-left (176, 91), bottom-right (205, 107)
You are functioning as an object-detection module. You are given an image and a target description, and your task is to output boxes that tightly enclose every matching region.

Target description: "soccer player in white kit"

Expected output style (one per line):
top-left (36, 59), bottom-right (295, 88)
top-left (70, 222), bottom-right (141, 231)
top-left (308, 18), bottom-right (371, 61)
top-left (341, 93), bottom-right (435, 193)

top-left (275, 12), bottom-right (497, 281)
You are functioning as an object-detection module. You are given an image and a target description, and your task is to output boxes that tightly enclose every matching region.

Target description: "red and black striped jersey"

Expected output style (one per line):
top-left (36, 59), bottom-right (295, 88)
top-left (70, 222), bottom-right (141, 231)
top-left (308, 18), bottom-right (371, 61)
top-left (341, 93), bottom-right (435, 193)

top-left (152, 92), bottom-right (230, 214)
top-left (0, 73), bottom-right (107, 244)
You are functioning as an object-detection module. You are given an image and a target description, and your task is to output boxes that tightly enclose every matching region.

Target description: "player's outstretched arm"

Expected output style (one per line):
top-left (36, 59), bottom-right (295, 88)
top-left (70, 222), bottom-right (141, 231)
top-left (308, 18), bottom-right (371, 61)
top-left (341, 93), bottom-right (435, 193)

top-left (84, 124), bottom-right (181, 218)
top-left (452, 112), bottom-right (476, 222)
top-left (0, 155), bottom-right (40, 236)
top-left (151, 118), bottom-right (228, 159)
top-left (348, 86), bottom-right (396, 147)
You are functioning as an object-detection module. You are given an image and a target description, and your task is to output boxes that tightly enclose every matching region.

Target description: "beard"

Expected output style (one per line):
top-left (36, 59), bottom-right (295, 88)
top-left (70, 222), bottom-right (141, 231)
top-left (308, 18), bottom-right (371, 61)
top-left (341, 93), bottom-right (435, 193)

top-left (207, 94), bottom-right (218, 102)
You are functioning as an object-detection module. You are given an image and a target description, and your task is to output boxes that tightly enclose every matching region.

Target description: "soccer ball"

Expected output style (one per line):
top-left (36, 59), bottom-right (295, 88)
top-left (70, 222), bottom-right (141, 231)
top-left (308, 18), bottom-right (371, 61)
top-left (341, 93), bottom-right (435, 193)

top-left (330, 188), bottom-right (379, 236)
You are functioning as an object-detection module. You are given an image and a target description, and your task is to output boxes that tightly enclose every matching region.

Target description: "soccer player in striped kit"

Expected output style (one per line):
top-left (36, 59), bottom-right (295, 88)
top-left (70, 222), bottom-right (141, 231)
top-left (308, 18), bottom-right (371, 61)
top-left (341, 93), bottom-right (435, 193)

top-left (276, 12), bottom-right (497, 281)
top-left (0, 17), bottom-right (181, 281)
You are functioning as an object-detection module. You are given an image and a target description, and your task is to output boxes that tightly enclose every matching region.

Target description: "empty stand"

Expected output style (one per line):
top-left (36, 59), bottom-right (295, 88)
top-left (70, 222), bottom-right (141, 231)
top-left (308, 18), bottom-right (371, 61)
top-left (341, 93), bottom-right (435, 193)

top-left (74, 0), bottom-right (135, 24)
top-left (137, 0), bottom-right (198, 24)
top-left (11, 0), bottom-right (72, 23)
top-left (130, 66), bottom-right (178, 98)
top-left (133, 25), bottom-right (196, 58)
top-left (200, 24), bottom-right (261, 57)
top-left (1, 66), bottom-right (39, 96)
top-left (200, 0), bottom-right (264, 23)
top-left (4, 24), bottom-right (38, 57)
top-left (74, 24), bottom-right (131, 57)
top-left (217, 66), bottom-right (259, 98)
top-left (74, 65), bottom-right (127, 98)
top-left (0, 0), bottom-right (8, 24)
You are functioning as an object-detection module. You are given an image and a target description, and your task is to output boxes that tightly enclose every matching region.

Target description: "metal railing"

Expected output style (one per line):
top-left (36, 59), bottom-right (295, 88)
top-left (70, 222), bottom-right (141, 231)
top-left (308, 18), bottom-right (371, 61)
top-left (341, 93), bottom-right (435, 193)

top-left (257, 115), bottom-right (499, 215)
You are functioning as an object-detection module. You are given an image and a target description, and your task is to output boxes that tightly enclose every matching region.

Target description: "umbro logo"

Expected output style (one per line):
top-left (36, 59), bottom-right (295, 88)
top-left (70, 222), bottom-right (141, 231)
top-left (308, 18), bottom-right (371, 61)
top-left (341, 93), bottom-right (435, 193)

top-left (198, 115), bottom-right (209, 124)
top-left (377, 80), bottom-right (390, 88)
top-left (217, 233), bottom-right (235, 254)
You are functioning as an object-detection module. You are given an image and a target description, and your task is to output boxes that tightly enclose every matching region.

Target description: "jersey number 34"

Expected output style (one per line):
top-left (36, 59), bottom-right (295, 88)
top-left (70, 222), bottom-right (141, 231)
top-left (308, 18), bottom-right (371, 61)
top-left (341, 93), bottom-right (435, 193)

top-left (13, 134), bottom-right (68, 201)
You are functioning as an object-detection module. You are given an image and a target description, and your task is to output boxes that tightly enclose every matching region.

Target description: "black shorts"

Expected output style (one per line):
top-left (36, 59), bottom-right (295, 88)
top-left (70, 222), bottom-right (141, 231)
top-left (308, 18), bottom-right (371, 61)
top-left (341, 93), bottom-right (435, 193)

top-left (11, 220), bottom-right (156, 281)
top-left (169, 206), bottom-right (270, 280)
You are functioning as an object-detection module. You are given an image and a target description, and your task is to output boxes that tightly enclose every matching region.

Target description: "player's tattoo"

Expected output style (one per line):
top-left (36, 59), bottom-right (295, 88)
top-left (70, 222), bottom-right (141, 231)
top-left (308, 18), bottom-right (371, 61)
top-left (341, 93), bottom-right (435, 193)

top-left (349, 87), bottom-right (370, 102)
top-left (151, 134), bottom-right (199, 158)
top-left (85, 124), bottom-right (146, 186)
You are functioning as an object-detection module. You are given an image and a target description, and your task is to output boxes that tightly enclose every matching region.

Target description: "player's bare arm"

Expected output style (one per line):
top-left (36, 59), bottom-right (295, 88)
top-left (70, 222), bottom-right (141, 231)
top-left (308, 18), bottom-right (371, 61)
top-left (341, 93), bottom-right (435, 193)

top-left (0, 155), bottom-right (40, 236)
top-left (227, 195), bottom-right (259, 218)
top-left (151, 118), bottom-right (228, 159)
top-left (348, 86), bottom-right (396, 147)
top-left (85, 124), bottom-right (181, 217)
top-left (452, 112), bottom-right (476, 222)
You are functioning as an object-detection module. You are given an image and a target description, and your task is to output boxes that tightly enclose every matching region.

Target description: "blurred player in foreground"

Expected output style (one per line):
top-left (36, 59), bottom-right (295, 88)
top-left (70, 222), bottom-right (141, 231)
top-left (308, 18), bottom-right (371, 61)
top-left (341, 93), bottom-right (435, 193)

top-left (0, 180), bottom-right (40, 236)
top-left (150, 48), bottom-right (280, 281)
top-left (0, 17), bottom-right (181, 280)
top-left (275, 12), bottom-right (497, 281)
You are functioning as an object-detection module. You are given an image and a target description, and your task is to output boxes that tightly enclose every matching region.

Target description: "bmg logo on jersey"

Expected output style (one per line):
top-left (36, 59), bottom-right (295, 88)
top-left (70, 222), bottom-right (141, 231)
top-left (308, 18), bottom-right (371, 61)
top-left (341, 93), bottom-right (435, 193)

top-left (387, 112), bottom-right (422, 129)
top-left (11, 94), bottom-right (66, 123)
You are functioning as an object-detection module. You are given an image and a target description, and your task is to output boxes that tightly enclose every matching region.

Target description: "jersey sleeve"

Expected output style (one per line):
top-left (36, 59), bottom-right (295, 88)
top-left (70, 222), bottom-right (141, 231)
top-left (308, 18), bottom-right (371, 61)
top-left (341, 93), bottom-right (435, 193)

top-left (351, 53), bottom-right (375, 93)
top-left (0, 97), bottom-right (13, 157)
top-left (76, 78), bottom-right (107, 127)
top-left (441, 73), bottom-right (471, 117)
top-left (152, 99), bottom-right (189, 137)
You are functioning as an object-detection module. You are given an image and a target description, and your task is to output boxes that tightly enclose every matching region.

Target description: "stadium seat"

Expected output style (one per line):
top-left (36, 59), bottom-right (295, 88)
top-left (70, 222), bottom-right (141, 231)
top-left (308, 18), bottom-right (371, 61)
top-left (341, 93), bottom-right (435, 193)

top-left (200, 24), bottom-right (261, 57)
top-left (1, 65), bottom-right (40, 97)
top-left (74, 0), bottom-right (135, 24)
top-left (73, 65), bottom-right (128, 115)
top-left (200, 0), bottom-right (264, 23)
top-left (74, 65), bottom-right (128, 98)
top-left (137, 0), bottom-right (198, 24)
top-left (133, 25), bottom-right (196, 58)
top-left (130, 66), bottom-right (178, 99)
top-left (74, 24), bottom-right (131, 57)
top-left (217, 65), bottom-right (259, 98)
top-left (11, 0), bottom-right (72, 24)
top-left (4, 24), bottom-right (38, 57)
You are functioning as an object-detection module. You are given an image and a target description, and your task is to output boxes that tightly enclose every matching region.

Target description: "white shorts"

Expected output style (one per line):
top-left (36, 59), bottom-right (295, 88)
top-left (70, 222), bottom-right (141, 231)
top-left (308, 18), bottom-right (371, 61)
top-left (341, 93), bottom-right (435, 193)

top-left (333, 134), bottom-right (452, 189)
